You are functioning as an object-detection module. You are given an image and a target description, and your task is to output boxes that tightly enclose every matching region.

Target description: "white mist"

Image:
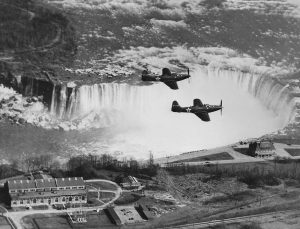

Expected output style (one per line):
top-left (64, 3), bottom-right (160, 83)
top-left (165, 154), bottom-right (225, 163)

top-left (59, 67), bottom-right (289, 159)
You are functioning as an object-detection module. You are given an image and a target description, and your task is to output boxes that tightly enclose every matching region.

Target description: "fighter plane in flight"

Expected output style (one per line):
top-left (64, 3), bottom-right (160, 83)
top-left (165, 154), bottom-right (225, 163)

top-left (141, 68), bottom-right (190, 90)
top-left (171, 99), bottom-right (223, 121)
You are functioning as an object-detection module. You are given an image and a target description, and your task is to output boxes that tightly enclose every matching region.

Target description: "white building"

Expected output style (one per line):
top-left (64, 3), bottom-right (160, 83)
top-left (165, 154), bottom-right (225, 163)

top-left (7, 177), bottom-right (87, 207)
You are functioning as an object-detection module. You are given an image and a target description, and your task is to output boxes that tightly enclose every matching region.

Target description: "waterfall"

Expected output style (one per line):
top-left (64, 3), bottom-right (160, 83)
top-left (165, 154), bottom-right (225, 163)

top-left (50, 83), bottom-right (152, 121)
top-left (207, 68), bottom-right (295, 124)
top-left (44, 66), bottom-right (299, 155)
top-left (49, 67), bottom-right (295, 129)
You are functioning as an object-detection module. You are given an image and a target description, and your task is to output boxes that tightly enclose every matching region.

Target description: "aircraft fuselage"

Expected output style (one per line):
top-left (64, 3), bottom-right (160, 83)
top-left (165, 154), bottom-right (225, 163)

top-left (171, 99), bottom-right (223, 121)
top-left (142, 73), bottom-right (190, 83)
top-left (173, 105), bottom-right (222, 114)
top-left (142, 68), bottom-right (191, 90)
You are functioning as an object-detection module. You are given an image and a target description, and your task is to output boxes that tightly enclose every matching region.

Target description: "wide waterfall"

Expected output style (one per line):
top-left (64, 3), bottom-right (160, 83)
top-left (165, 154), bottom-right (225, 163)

top-left (208, 68), bottom-right (295, 123)
top-left (47, 67), bottom-right (294, 158)
top-left (50, 67), bottom-right (294, 125)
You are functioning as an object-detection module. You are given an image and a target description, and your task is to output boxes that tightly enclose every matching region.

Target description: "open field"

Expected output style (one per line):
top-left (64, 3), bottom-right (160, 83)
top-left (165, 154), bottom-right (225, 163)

top-left (23, 211), bottom-right (116, 229)
top-left (114, 193), bottom-right (141, 206)
top-left (173, 152), bottom-right (234, 163)
top-left (34, 215), bottom-right (70, 229)
top-left (285, 148), bottom-right (300, 157)
top-left (86, 181), bottom-right (118, 191)
top-left (87, 191), bottom-right (115, 204)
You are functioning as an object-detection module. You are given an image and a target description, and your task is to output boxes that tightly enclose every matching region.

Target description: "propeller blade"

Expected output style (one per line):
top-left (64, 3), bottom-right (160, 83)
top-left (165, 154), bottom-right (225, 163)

top-left (220, 100), bottom-right (223, 116)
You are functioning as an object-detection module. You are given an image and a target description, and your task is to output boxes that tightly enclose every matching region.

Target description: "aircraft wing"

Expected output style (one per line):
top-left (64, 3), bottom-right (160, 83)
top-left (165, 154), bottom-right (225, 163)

top-left (195, 112), bottom-right (210, 121)
top-left (193, 99), bottom-right (203, 107)
top-left (164, 81), bottom-right (179, 90)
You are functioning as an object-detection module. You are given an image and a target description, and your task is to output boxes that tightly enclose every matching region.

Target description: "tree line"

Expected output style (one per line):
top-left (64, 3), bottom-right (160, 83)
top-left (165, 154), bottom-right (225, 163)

top-left (10, 152), bottom-right (159, 181)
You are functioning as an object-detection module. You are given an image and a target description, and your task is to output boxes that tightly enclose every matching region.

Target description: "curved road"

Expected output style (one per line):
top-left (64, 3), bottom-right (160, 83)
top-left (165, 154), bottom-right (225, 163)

top-left (85, 179), bottom-right (122, 210)
top-left (0, 206), bottom-right (16, 229)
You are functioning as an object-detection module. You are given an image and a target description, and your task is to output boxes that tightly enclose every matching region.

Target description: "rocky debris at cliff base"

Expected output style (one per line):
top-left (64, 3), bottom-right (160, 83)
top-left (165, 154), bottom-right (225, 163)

top-left (0, 85), bottom-right (120, 131)
top-left (0, 92), bottom-right (48, 126)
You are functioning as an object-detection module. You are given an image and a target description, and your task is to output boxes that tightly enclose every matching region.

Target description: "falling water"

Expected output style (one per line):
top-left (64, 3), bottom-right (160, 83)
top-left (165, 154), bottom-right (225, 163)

top-left (50, 67), bottom-right (294, 124)
top-left (207, 68), bottom-right (295, 124)
top-left (47, 67), bottom-right (294, 158)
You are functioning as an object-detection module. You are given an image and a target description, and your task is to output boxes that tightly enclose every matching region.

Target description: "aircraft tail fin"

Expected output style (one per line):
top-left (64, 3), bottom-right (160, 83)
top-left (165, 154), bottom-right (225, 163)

top-left (162, 68), bottom-right (171, 76)
top-left (171, 100), bottom-right (181, 112)
top-left (142, 70), bottom-right (150, 81)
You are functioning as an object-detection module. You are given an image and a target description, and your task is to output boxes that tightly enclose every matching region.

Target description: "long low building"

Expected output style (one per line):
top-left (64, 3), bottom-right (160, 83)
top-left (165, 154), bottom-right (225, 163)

top-left (6, 177), bottom-right (87, 207)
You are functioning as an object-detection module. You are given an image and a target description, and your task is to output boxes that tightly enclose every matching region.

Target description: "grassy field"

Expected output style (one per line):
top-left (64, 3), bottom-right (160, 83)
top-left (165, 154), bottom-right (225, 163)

top-left (203, 190), bottom-right (256, 205)
top-left (114, 193), bottom-right (141, 205)
top-left (86, 181), bottom-right (118, 191)
top-left (25, 211), bottom-right (116, 229)
top-left (86, 192), bottom-right (103, 206)
top-left (206, 222), bottom-right (262, 229)
top-left (87, 191), bottom-right (115, 205)
top-left (285, 148), bottom-right (300, 157)
top-left (173, 152), bottom-right (234, 163)
top-left (34, 216), bottom-right (71, 229)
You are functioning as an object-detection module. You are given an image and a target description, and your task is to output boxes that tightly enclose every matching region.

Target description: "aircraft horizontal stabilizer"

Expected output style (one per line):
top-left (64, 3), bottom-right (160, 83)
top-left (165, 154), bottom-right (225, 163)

top-left (164, 81), bottom-right (178, 90)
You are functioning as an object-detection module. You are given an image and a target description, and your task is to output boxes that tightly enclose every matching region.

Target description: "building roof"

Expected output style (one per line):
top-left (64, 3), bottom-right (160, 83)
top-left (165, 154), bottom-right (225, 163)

top-left (10, 189), bottom-right (87, 200)
top-left (106, 207), bottom-right (122, 225)
top-left (123, 176), bottom-right (140, 184)
top-left (8, 180), bottom-right (36, 190)
top-left (257, 141), bottom-right (275, 150)
top-left (113, 206), bottom-right (144, 224)
top-left (8, 177), bottom-right (85, 191)
top-left (56, 177), bottom-right (84, 187)
top-left (136, 204), bottom-right (154, 220)
top-left (35, 179), bottom-right (56, 189)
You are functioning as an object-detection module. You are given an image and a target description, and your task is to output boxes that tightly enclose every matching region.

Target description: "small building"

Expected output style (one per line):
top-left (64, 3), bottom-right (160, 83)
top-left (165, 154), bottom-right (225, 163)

top-left (106, 207), bottom-right (122, 226)
top-left (105, 206), bottom-right (145, 225)
top-left (255, 140), bottom-right (276, 158)
top-left (120, 176), bottom-right (141, 189)
top-left (135, 204), bottom-right (155, 220)
top-left (7, 177), bottom-right (87, 207)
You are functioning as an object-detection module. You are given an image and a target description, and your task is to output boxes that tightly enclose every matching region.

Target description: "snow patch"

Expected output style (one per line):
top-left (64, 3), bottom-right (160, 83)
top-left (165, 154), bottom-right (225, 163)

top-left (104, 46), bottom-right (288, 76)
top-left (225, 0), bottom-right (300, 17)
top-left (150, 19), bottom-right (188, 29)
